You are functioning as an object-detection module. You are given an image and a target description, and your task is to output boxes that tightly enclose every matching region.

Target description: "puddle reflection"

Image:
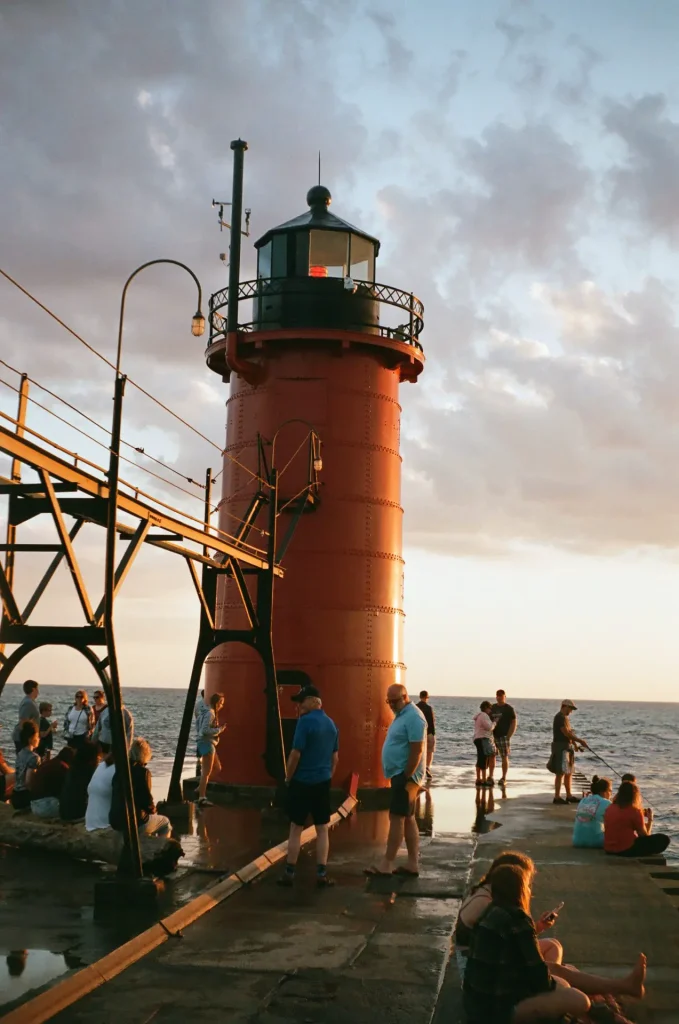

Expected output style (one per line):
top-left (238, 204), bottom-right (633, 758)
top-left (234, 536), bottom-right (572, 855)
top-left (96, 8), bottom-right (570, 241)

top-left (0, 948), bottom-right (84, 1005)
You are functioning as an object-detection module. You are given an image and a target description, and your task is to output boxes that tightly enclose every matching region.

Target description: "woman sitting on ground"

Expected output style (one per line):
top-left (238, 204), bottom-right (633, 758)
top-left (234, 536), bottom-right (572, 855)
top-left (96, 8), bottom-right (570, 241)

top-left (463, 862), bottom-right (647, 1023)
top-left (11, 721), bottom-right (40, 810)
top-left (604, 780), bottom-right (670, 858)
top-left (59, 740), bottom-right (99, 822)
top-left (109, 738), bottom-right (170, 837)
top-left (573, 775), bottom-right (612, 848)
top-left (454, 851), bottom-right (563, 982)
top-left (85, 751), bottom-right (115, 832)
top-left (29, 746), bottom-right (74, 818)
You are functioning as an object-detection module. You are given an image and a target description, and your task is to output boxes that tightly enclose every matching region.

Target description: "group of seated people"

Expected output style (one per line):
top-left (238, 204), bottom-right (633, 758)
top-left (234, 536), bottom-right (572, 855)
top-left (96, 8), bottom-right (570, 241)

top-left (573, 773), bottom-right (670, 858)
top-left (7, 721), bottom-right (170, 838)
top-left (456, 851), bottom-right (647, 1023)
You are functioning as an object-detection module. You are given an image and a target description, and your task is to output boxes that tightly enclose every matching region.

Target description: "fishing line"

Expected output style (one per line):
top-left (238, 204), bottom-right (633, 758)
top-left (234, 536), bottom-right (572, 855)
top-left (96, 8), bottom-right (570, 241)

top-left (586, 746), bottom-right (659, 815)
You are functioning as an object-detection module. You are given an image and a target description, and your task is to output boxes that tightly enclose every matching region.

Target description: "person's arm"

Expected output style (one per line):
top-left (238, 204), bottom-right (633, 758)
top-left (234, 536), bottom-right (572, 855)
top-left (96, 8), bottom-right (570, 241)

top-left (507, 709), bottom-right (518, 739)
top-left (285, 749), bottom-right (301, 781)
top-left (39, 720), bottom-right (51, 739)
top-left (331, 751), bottom-right (339, 777)
top-left (404, 712), bottom-right (426, 778)
top-left (142, 768), bottom-right (155, 814)
top-left (633, 807), bottom-right (650, 836)
top-left (404, 741), bottom-right (424, 778)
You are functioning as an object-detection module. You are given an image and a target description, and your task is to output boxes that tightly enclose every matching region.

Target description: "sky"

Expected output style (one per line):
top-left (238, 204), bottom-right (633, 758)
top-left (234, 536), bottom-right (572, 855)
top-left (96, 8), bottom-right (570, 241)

top-left (1, 0), bottom-right (678, 701)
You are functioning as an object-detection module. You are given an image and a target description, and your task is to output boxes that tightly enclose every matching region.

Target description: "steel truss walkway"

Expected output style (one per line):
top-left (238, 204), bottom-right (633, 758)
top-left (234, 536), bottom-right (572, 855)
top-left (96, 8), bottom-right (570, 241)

top-left (0, 373), bottom-right (320, 876)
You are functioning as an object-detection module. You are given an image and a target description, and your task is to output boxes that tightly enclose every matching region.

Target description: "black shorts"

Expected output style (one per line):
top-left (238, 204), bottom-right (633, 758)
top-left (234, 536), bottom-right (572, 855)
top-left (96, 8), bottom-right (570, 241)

top-left (389, 772), bottom-right (419, 817)
top-left (287, 779), bottom-right (331, 827)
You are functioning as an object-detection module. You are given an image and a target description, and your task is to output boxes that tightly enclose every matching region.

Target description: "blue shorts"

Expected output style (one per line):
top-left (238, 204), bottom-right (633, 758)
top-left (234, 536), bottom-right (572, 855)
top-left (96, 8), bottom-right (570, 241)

top-left (197, 740), bottom-right (215, 758)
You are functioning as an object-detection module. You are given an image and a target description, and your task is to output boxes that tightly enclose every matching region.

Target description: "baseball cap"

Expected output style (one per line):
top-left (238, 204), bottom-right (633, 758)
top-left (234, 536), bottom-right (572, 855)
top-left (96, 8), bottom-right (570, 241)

top-left (291, 685), bottom-right (321, 703)
top-left (561, 699), bottom-right (577, 710)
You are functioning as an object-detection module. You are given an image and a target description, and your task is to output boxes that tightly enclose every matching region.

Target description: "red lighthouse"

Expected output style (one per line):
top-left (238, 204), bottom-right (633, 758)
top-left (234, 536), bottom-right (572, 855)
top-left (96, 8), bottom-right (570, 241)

top-left (204, 148), bottom-right (424, 791)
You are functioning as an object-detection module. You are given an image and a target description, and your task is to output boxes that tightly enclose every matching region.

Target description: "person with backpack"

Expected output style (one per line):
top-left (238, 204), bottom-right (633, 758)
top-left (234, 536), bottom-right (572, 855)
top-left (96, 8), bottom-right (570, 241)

top-left (93, 701), bottom-right (134, 753)
top-left (63, 691), bottom-right (94, 750)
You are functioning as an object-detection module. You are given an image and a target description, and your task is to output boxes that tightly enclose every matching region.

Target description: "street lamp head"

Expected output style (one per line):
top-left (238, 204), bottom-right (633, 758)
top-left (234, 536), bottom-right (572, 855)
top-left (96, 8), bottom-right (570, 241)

top-left (191, 311), bottom-right (206, 337)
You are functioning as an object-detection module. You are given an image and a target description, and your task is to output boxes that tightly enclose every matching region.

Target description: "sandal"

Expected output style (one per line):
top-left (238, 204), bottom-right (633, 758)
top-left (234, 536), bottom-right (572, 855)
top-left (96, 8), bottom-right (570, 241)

top-left (363, 866), bottom-right (393, 877)
top-left (392, 867), bottom-right (419, 877)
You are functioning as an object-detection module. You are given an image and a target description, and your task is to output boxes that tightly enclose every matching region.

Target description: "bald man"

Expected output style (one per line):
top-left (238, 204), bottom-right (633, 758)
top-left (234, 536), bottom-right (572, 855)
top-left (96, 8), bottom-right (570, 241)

top-left (365, 684), bottom-right (427, 877)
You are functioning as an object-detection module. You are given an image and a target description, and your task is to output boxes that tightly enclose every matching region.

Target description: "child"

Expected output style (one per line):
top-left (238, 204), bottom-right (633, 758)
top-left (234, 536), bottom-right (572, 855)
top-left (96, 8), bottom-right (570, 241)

top-left (37, 702), bottom-right (57, 759)
top-left (12, 721), bottom-right (40, 810)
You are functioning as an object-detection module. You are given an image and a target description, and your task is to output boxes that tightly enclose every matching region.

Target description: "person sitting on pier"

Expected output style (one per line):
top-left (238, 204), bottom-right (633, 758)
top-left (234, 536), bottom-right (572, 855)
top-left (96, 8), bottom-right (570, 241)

top-left (11, 721), bottom-right (40, 810)
top-left (63, 691), bottom-right (95, 751)
top-left (110, 738), bottom-right (170, 837)
top-left (463, 862), bottom-right (647, 1023)
top-left (85, 751), bottom-right (115, 832)
top-left (454, 851), bottom-right (563, 983)
top-left (29, 745), bottom-right (74, 818)
top-left (572, 776), bottom-right (612, 849)
top-left (59, 740), bottom-right (99, 822)
top-left (604, 780), bottom-right (670, 858)
top-left (0, 724), bottom-right (16, 803)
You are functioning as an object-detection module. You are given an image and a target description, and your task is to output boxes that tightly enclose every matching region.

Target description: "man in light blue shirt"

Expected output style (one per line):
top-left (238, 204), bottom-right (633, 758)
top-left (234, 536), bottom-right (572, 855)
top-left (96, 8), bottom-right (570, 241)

top-left (366, 683), bottom-right (426, 877)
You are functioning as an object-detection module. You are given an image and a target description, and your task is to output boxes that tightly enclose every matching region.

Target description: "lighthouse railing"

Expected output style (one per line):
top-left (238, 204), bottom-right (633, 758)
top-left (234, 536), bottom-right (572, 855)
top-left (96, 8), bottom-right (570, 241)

top-left (208, 277), bottom-right (424, 350)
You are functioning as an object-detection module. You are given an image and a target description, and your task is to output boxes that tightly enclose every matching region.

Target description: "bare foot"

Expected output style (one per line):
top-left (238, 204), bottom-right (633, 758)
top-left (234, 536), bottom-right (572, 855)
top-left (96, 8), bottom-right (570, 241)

top-left (624, 953), bottom-right (647, 999)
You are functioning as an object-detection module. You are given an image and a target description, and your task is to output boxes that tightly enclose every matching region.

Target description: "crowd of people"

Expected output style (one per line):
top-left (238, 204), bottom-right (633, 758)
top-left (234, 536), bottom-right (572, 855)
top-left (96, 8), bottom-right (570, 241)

top-left (0, 679), bottom-right (170, 838)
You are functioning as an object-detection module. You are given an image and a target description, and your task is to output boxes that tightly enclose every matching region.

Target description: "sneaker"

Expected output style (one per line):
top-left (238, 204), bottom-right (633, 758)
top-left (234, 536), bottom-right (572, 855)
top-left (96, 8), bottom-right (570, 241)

top-left (197, 797), bottom-right (213, 807)
top-left (475, 780), bottom-right (484, 787)
top-left (486, 777), bottom-right (495, 786)
top-left (553, 797), bottom-right (567, 805)
top-left (317, 875), bottom-right (335, 888)
top-left (566, 796), bottom-right (580, 803)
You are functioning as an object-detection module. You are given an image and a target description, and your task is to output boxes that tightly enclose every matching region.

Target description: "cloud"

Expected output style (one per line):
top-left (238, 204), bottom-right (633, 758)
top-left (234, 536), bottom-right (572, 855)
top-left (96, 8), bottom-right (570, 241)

top-left (402, 277), bottom-right (679, 555)
top-left (604, 93), bottom-right (679, 243)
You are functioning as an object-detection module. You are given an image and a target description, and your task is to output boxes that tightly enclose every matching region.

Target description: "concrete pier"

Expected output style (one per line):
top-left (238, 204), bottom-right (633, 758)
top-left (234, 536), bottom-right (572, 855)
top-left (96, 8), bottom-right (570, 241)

top-left (435, 791), bottom-right (679, 1024)
top-left (43, 809), bottom-right (471, 1024)
top-left (4, 780), bottom-right (679, 1023)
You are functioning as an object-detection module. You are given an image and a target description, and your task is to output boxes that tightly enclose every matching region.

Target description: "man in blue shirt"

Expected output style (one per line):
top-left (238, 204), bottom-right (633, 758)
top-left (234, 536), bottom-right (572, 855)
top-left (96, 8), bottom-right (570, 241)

top-left (366, 683), bottom-right (426, 877)
top-left (278, 685), bottom-right (339, 889)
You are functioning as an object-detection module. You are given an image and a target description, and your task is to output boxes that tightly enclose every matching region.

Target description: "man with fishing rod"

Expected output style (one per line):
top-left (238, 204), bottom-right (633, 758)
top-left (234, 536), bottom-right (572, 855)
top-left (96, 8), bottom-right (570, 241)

top-left (548, 699), bottom-right (589, 805)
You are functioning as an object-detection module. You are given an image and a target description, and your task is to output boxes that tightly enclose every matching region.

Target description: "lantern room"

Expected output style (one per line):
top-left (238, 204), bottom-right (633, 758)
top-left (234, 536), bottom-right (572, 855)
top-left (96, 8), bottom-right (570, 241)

top-left (206, 184), bottom-right (424, 384)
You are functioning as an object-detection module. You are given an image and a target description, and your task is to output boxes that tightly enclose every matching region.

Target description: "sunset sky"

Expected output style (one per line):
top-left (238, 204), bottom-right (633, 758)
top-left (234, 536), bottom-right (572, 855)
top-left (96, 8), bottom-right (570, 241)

top-left (1, 1), bottom-right (678, 701)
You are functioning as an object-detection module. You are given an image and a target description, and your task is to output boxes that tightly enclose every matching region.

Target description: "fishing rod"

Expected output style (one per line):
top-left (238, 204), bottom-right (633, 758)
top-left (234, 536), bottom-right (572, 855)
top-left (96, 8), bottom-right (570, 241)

top-left (585, 746), bottom-right (659, 815)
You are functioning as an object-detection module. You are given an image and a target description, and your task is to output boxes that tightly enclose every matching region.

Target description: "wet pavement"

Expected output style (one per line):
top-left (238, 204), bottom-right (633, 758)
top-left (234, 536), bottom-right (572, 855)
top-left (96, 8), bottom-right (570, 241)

top-left (0, 766), bottom-right (551, 1015)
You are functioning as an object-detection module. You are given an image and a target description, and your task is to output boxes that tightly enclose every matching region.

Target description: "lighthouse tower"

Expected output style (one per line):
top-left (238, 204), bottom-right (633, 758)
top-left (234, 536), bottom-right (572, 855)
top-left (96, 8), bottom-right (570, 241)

top-left (204, 176), bottom-right (424, 790)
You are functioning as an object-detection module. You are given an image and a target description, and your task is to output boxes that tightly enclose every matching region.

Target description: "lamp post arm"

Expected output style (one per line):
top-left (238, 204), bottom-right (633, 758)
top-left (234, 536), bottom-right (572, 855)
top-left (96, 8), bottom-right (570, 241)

top-left (116, 258), bottom-right (203, 375)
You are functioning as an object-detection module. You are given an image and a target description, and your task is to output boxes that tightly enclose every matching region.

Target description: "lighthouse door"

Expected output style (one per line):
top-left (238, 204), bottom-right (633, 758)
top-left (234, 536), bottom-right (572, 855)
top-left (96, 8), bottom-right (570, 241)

top-left (277, 669), bottom-right (314, 758)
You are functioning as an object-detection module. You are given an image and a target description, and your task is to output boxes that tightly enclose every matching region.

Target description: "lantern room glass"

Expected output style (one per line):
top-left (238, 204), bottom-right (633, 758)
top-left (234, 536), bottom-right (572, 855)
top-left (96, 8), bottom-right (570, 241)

top-left (349, 234), bottom-right (375, 282)
top-left (257, 241), bottom-right (272, 280)
top-left (309, 230), bottom-right (349, 278)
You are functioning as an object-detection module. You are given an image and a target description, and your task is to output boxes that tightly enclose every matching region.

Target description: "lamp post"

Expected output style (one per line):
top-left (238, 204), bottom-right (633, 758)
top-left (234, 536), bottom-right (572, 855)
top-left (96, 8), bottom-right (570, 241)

top-left (104, 260), bottom-right (204, 881)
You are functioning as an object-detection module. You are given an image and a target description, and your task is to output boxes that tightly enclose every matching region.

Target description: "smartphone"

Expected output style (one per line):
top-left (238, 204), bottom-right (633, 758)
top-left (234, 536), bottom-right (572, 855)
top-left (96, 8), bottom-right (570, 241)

top-left (547, 901), bottom-right (565, 920)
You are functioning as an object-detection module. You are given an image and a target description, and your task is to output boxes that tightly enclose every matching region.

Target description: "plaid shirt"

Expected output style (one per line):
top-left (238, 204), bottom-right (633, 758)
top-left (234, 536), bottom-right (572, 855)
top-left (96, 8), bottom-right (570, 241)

top-left (463, 904), bottom-right (552, 1023)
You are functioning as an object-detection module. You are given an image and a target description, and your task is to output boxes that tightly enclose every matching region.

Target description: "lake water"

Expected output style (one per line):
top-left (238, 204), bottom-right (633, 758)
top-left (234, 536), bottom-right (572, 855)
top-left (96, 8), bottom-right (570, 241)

top-left (1, 685), bottom-right (676, 859)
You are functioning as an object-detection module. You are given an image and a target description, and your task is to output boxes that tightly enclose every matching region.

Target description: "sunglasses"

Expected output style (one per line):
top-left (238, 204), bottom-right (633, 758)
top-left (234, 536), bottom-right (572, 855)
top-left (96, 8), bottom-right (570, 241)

top-left (385, 697), bottom-right (403, 706)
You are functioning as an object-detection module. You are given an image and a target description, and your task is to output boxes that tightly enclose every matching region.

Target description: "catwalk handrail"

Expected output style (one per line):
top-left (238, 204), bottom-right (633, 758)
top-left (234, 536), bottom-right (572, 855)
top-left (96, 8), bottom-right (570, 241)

top-left (0, 420), bottom-right (280, 571)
